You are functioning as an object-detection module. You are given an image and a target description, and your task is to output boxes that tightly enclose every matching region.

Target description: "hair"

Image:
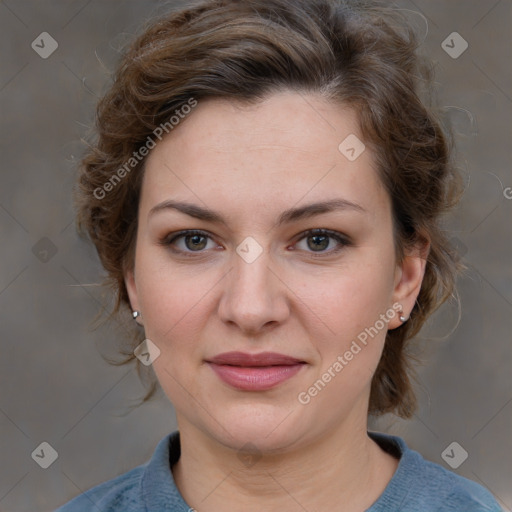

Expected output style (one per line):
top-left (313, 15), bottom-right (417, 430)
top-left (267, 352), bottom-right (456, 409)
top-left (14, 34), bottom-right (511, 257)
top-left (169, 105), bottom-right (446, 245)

top-left (76, 0), bottom-right (463, 418)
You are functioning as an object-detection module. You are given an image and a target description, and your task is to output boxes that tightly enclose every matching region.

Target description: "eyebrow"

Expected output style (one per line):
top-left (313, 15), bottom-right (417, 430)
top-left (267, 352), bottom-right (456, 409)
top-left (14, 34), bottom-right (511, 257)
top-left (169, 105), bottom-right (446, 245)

top-left (148, 198), bottom-right (366, 226)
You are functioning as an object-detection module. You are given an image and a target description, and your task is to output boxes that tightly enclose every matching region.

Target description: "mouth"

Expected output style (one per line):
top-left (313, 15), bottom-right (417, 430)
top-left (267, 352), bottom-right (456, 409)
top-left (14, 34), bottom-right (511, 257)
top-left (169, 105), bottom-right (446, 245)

top-left (205, 352), bottom-right (307, 391)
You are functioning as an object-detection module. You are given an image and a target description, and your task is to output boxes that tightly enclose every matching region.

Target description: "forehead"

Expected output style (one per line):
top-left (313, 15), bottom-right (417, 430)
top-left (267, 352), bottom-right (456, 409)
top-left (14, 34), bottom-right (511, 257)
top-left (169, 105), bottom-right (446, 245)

top-left (140, 91), bottom-right (388, 224)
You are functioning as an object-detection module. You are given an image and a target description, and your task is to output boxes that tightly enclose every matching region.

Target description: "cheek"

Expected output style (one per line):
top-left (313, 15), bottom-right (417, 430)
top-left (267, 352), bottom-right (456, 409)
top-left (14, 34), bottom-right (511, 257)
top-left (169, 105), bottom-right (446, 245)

top-left (299, 269), bottom-right (394, 405)
top-left (304, 259), bottom-right (395, 339)
top-left (135, 256), bottom-right (217, 350)
top-left (298, 256), bottom-right (396, 397)
top-left (141, 271), bottom-right (211, 397)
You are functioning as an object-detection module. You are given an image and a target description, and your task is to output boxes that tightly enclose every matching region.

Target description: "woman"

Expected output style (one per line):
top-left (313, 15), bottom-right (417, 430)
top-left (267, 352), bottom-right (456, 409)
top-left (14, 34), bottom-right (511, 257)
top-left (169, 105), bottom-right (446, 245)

top-left (56, 0), bottom-right (502, 510)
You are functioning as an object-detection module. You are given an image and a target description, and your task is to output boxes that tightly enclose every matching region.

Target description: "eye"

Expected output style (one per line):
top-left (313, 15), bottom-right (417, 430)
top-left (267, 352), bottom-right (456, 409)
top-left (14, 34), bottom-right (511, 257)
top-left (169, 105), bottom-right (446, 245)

top-left (160, 230), bottom-right (219, 254)
top-left (294, 229), bottom-right (351, 255)
top-left (159, 228), bottom-right (351, 257)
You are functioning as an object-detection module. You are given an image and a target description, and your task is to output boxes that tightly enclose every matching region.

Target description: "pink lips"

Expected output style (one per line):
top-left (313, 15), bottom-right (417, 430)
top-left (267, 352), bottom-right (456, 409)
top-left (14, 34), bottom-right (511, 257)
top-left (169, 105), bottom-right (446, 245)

top-left (206, 351), bottom-right (306, 391)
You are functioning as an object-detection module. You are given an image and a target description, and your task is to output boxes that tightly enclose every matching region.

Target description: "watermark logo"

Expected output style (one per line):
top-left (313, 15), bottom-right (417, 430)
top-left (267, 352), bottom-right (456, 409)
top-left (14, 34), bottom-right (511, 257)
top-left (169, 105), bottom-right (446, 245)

top-left (237, 442), bottom-right (263, 468)
top-left (134, 339), bottom-right (161, 366)
top-left (338, 134), bottom-right (366, 162)
top-left (441, 441), bottom-right (468, 469)
top-left (441, 32), bottom-right (468, 60)
top-left (31, 32), bottom-right (58, 59)
top-left (31, 442), bottom-right (58, 469)
top-left (32, 237), bottom-right (58, 263)
top-left (236, 236), bottom-right (263, 264)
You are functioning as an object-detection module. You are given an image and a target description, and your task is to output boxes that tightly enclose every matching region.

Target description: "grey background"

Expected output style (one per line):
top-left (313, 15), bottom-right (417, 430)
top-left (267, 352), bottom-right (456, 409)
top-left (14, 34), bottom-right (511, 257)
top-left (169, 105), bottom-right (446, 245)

top-left (0, 1), bottom-right (510, 511)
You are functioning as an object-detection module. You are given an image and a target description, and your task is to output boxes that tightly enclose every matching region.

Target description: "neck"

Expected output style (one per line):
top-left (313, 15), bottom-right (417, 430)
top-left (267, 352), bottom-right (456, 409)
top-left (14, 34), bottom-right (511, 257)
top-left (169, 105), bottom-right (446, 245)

top-left (172, 417), bottom-right (398, 512)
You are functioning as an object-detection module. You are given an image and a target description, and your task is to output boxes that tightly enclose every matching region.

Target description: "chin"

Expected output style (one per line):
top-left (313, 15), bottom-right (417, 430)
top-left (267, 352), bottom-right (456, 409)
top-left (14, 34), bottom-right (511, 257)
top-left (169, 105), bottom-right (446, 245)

top-left (204, 402), bottom-right (308, 453)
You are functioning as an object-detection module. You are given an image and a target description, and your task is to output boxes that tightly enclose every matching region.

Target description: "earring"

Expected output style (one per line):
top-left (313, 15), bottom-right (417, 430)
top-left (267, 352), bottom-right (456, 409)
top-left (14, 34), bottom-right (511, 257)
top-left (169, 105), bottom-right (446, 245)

top-left (399, 309), bottom-right (408, 323)
top-left (132, 311), bottom-right (142, 321)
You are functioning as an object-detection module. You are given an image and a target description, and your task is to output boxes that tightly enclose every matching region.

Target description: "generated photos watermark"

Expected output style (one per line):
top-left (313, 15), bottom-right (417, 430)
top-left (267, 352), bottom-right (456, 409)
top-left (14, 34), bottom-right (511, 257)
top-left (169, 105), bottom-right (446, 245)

top-left (93, 97), bottom-right (198, 200)
top-left (298, 302), bottom-right (402, 405)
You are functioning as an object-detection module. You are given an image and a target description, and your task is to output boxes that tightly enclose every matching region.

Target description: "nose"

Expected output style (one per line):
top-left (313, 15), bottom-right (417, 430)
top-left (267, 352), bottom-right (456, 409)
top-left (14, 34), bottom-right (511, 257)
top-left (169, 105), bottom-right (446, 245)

top-left (217, 248), bottom-right (291, 336)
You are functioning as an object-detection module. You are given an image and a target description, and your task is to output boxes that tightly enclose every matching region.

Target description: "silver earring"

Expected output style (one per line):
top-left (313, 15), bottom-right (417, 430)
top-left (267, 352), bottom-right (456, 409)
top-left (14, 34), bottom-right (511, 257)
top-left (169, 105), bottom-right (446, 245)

top-left (132, 311), bottom-right (142, 321)
top-left (399, 310), bottom-right (408, 323)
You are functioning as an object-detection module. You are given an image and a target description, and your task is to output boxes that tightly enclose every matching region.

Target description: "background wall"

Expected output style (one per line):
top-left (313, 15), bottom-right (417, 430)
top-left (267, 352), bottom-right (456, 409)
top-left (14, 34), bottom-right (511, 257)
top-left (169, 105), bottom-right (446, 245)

top-left (0, 1), bottom-right (510, 511)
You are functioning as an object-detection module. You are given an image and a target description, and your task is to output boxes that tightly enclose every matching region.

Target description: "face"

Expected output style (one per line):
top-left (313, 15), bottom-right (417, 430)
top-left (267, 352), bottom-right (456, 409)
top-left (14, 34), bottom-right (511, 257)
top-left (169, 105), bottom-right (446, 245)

top-left (125, 91), bottom-right (425, 452)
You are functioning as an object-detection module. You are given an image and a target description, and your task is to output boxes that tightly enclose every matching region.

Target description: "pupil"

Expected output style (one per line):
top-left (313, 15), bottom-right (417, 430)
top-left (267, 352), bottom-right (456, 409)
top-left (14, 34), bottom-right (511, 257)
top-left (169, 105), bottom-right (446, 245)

top-left (187, 235), bottom-right (206, 250)
top-left (308, 235), bottom-right (328, 251)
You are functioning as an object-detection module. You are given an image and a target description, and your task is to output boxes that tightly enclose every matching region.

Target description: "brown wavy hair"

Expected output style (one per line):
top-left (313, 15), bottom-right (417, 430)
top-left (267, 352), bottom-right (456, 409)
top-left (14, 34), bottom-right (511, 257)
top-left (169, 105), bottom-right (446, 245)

top-left (76, 0), bottom-right (463, 418)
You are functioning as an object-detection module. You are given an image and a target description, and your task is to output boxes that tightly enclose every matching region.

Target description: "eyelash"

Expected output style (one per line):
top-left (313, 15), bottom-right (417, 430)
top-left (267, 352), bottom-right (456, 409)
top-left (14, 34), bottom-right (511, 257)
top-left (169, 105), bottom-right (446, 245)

top-left (159, 228), bottom-right (352, 258)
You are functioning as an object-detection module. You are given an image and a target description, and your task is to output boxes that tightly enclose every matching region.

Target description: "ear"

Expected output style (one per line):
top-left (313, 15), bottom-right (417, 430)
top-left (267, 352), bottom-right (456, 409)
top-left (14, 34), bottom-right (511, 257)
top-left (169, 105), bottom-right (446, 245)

top-left (124, 267), bottom-right (140, 316)
top-left (388, 237), bottom-right (430, 330)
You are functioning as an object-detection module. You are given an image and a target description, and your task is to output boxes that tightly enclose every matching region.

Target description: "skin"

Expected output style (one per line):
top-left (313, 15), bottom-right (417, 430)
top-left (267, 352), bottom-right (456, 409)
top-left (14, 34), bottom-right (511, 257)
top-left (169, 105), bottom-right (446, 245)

top-left (125, 91), bottom-right (428, 512)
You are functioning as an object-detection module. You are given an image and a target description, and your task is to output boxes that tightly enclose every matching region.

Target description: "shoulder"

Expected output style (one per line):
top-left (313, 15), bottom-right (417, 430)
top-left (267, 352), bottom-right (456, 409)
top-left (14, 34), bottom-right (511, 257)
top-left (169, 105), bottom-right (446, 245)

top-left (368, 431), bottom-right (503, 512)
top-left (409, 454), bottom-right (502, 511)
top-left (54, 432), bottom-right (186, 512)
top-left (54, 464), bottom-right (145, 512)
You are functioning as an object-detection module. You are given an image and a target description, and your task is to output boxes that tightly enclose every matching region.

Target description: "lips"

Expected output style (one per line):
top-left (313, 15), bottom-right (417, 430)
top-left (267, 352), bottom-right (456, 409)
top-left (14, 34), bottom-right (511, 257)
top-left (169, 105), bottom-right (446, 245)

top-left (206, 351), bottom-right (306, 391)
top-left (207, 351), bottom-right (304, 366)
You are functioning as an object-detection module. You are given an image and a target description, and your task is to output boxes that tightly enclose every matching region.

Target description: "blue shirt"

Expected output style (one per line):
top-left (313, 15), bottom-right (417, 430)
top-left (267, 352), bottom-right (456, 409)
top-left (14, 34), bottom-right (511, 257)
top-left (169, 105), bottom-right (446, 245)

top-left (55, 430), bottom-right (502, 511)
